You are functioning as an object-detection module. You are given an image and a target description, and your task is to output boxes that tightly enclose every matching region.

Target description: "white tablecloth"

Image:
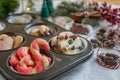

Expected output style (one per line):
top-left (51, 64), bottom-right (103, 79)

top-left (54, 48), bottom-right (120, 80)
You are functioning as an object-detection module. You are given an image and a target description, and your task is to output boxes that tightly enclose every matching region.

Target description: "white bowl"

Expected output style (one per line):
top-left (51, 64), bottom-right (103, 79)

top-left (68, 23), bottom-right (93, 38)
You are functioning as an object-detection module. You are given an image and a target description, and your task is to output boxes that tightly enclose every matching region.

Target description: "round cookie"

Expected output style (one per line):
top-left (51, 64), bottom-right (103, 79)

top-left (51, 32), bottom-right (85, 55)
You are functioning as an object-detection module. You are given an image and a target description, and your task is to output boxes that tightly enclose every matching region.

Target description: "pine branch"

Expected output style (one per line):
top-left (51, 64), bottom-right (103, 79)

top-left (79, 7), bottom-right (93, 12)
top-left (0, 0), bottom-right (18, 18)
top-left (51, 1), bottom-right (100, 26)
top-left (51, 9), bottom-right (68, 17)
top-left (81, 18), bottom-right (100, 26)
top-left (71, 1), bottom-right (84, 8)
top-left (51, 1), bottom-right (93, 17)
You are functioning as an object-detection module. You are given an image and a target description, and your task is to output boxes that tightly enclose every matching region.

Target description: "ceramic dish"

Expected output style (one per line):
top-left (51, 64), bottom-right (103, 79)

top-left (69, 23), bottom-right (93, 38)
top-left (48, 16), bottom-right (74, 30)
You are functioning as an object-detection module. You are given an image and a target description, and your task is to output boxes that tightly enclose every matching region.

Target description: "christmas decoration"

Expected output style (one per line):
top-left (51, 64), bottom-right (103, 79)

top-left (96, 50), bottom-right (120, 69)
top-left (72, 11), bottom-right (101, 26)
top-left (90, 2), bottom-right (120, 51)
top-left (51, 1), bottom-right (93, 17)
top-left (81, 18), bottom-right (100, 26)
top-left (26, 0), bottom-right (35, 11)
top-left (51, 1), bottom-right (100, 26)
top-left (46, 0), bottom-right (54, 15)
top-left (89, 1), bottom-right (120, 51)
top-left (0, 0), bottom-right (18, 18)
top-left (89, 1), bottom-right (120, 25)
top-left (40, 0), bottom-right (54, 18)
top-left (89, 1), bottom-right (120, 70)
top-left (40, 0), bottom-right (49, 18)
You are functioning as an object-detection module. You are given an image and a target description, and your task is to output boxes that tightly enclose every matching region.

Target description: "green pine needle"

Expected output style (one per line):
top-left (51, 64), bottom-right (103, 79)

top-left (51, 1), bottom-right (93, 17)
top-left (0, 0), bottom-right (18, 18)
top-left (51, 1), bottom-right (100, 26)
top-left (81, 18), bottom-right (100, 26)
top-left (51, 9), bottom-right (68, 17)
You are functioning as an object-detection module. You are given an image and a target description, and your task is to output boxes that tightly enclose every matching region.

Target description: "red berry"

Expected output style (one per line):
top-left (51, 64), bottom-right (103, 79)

top-left (65, 34), bottom-right (69, 39)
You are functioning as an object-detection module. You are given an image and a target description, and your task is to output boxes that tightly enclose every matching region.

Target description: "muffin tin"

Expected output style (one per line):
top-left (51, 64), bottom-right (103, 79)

top-left (0, 13), bottom-right (93, 80)
top-left (0, 32), bottom-right (26, 52)
top-left (0, 22), bottom-right (6, 31)
top-left (25, 23), bottom-right (58, 37)
top-left (7, 13), bottom-right (42, 25)
top-left (8, 49), bottom-right (55, 75)
top-left (48, 16), bottom-right (93, 38)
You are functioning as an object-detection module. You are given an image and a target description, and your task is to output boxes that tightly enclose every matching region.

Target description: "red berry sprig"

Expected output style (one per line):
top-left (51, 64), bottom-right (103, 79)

top-left (89, 1), bottom-right (120, 25)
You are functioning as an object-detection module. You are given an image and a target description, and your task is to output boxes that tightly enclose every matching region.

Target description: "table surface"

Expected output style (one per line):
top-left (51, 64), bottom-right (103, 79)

top-left (0, 1), bottom-right (120, 80)
top-left (54, 49), bottom-right (120, 80)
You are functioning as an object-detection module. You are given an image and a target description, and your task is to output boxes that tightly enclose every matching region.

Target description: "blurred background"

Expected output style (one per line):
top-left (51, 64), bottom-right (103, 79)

top-left (17, 0), bottom-right (120, 13)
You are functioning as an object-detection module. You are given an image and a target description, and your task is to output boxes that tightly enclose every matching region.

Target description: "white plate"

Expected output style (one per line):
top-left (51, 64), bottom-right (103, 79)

top-left (48, 16), bottom-right (74, 30)
top-left (68, 24), bottom-right (93, 38)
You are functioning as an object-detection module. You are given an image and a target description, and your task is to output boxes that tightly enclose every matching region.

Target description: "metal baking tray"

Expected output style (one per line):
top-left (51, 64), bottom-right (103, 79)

top-left (0, 14), bottom-right (93, 80)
